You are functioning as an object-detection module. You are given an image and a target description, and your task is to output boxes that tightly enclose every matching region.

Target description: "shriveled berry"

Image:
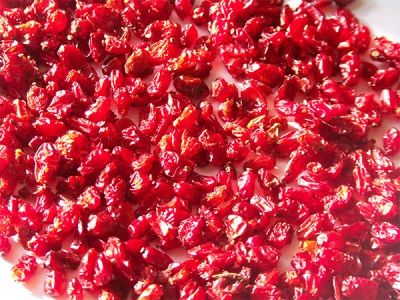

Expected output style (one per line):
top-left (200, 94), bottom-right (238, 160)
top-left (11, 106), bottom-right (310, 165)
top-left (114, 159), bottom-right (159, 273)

top-left (246, 245), bottom-right (281, 271)
top-left (34, 142), bottom-right (60, 185)
top-left (141, 247), bottom-right (173, 270)
top-left (383, 127), bottom-right (400, 155)
top-left (44, 250), bottom-right (81, 271)
top-left (370, 67), bottom-right (399, 90)
top-left (173, 75), bottom-right (210, 99)
top-left (87, 207), bottom-right (120, 237)
top-left (370, 222), bottom-right (400, 244)
top-left (138, 283), bottom-right (164, 300)
top-left (57, 45), bottom-right (87, 70)
top-left (67, 277), bottom-right (83, 300)
top-left (341, 276), bottom-right (378, 300)
top-left (316, 231), bottom-right (345, 251)
top-left (0, 1), bottom-right (399, 299)
top-left (27, 234), bottom-right (62, 257)
top-left (178, 216), bottom-right (204, 248)
top-left (93, 253), bottom-right (113, 287)
top-left (0, 232), bottom-right (11, 256)
top-left (125, 47), bottom-right (151, 77)
top-left (104, 236), bottom-right (126, 264)
top-left (77, 186), bottom-right (101, 212)
top-left (266, 221), bottom-right (294, 249)
top-left (11, 254), bottom-right (38, 283)
top-left (246, 62), bottom-right (284, 87)
top-left (44, 269), bottom-right (68, 297)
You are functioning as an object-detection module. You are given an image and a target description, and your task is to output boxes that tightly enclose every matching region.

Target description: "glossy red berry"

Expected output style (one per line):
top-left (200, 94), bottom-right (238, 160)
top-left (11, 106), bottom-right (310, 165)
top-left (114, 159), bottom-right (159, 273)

top-left (0, 1), bottom-right (399, 299)
top-left (44, 269), bottom-right (68, 297)
top-left (11, 254), bottom-right (38, 283)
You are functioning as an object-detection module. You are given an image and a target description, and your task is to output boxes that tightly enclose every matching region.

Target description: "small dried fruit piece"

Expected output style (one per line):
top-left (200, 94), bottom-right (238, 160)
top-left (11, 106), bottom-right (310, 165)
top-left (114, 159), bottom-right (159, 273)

top-left (138, 283), bottom-right (164, 299)
top-left (340, 52), bottom-right (362, 86)
top-left (370, 67), bottom-right (399, 90)
top-left (370, 222), bottom-right (400, 244)
top-left (11, 254), bottom-right (38, 283)
top-left (0, 232), bottom-right (11, 256)
top-left (173, 76), bottom-right (210, 99)
top-left (266, 221), bottom-right (294, 249)
top-left (316, 231), bottom-right (345, 251)
top-left (383, 127), bottom-right (400, 155)
top-left (67, 277), bottom-right (83, 300)
top-left (93, 253), bottom-right (113, 287)
top-left (34, 143), bottom-right (60, 185)
top-left (57, 45), bottom-right (88, 70)
top-left (341, 276), bottom-right (378, 300)
top-left (178, 216), bottom-right (204, 248)
top-left (44, 269), bottom-right (68, 297)
top-left (125, 47), bottom-right (151, 77)
top-left (246, 245), bottom-right (281, 271)
top-left (0, 1), bottom-right (399, 299)
top-left (141, 247), bottom-right (173, 270)
top-left (246, 62), bottom-right (284, 87)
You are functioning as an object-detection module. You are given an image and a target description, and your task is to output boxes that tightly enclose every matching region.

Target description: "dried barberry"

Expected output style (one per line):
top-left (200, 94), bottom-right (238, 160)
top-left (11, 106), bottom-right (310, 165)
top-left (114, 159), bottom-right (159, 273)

top-left (0, 1), bottom-right (399, 299)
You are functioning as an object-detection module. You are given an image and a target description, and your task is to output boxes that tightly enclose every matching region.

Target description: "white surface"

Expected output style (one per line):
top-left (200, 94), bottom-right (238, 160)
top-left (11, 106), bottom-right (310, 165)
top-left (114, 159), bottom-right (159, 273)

top-left (0, 1), bottom-right (399, 299)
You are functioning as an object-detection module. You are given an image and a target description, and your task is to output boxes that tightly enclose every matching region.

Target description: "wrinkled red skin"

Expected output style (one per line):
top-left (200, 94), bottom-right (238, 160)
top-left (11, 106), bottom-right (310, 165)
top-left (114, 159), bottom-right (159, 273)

top-left (0, 0), bottom-right (399, 299)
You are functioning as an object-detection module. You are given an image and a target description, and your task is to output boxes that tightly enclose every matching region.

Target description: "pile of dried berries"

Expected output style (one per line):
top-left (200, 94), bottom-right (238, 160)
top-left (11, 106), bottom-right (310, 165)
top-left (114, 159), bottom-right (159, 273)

top-left (0, 0), bottom-right (399, 299)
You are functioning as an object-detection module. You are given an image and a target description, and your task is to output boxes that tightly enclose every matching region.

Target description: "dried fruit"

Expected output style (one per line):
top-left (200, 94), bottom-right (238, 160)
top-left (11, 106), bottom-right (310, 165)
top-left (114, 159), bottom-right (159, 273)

top-left (11, 255), bottom-right (38, 283)
top-left (0, 0), bottom-right (398, 299)
top-left (341, 276), bottom-right (378, 300)
top-left (44, 269), bottom-right (68, 297)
